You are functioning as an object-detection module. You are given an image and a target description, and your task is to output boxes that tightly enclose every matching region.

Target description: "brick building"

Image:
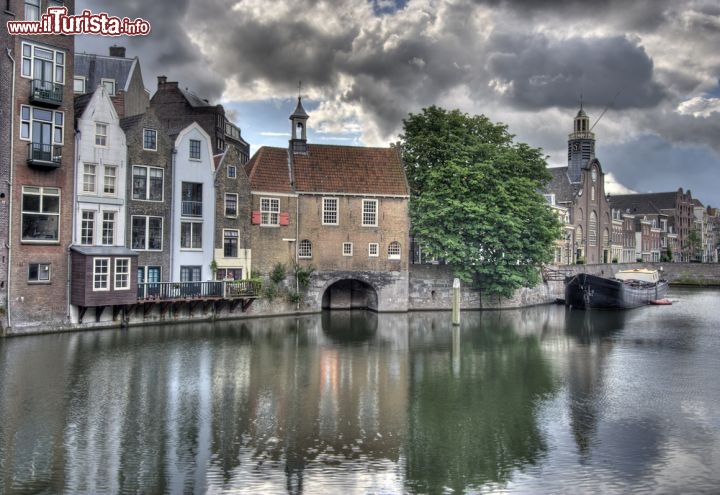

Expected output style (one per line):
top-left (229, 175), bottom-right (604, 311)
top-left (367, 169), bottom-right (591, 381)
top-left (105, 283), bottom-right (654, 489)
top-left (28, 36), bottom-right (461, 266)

top-left (246, 98), bottom-right (410, 311)
top-left (545, 107), bottom-right (613, 264)
top-left (150, 76), bottom-right (250, 163)
top-left (609, 188), bottom-right (696, 262)
top-left (121, 109), bottom-right (174, 289)
top-left (213, 145), bottom-right (252, 281)
top-left (2, 0), bottom-right (76, 331)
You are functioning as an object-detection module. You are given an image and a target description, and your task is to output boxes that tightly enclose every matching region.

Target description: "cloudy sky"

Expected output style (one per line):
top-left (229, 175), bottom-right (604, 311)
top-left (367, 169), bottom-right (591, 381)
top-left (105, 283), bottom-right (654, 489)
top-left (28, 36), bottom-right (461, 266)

top-left (77, 0), bottom-right (720, 207)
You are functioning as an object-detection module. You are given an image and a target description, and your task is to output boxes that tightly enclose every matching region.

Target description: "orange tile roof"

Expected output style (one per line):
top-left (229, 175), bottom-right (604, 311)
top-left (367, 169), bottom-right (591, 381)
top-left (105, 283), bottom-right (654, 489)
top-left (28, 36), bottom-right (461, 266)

top-left (246, 144), bottom-right (409, 196)
top-left (245, 146), bottom-right (294, 194)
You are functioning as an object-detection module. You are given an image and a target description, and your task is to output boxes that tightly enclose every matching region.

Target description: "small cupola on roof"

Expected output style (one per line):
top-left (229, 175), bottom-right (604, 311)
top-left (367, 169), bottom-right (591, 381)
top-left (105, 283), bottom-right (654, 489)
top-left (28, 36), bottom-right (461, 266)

top-left (289, 96), bottom-right (309, 153)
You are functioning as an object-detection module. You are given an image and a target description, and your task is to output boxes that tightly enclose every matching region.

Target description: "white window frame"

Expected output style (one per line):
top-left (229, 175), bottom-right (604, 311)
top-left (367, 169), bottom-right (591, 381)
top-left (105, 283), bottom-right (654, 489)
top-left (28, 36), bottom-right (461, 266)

top-left (95, 123), bottom-right (107, 147)
top-left (20, 105), bottom-right (64, 145)
top-left (225, 193), bottom-right (238, 218)
top-left (80, 210), bottom-right (95, 245)
top-left (362, 199), bottom-right (378, 227)
top-left (143, 128), bottom-right (157, 151)
top-left (93, 258), bottom-right (110, 291)
top-left (180, 221), bottom-right (203, 250)
top-left (101, 78), bottom-right (115, 95)
top-left (298, 239), bottom-right (312, 258)
top-left (101, 211), bottom-right (116, 245)
top-left (131, 215), bottom-right (163, 251)
top-left (21, 41), bottom-right (65, 84)
top-left (103, 165), bottom-right (117, 196)
top-left (323, 197), bottom-right (338, 225)
top-left (73, 76), bottom-right (86, 94)
top-left (21, 186), bottom-right (60, 243)
top-left (114, 258), bottom-right (131, 290)
top-left (369, 243), bottom-right (379, 257)
top-left (82, 163), bottom-right (97, 194)
top-left (343, 242), bottom-right (353, 257)
top-left (227, 165), bottom-right (237, 179)
top-left (388, 241), bottom-right (401, 260)
top-left (260, 197), bottom-right (280, 226)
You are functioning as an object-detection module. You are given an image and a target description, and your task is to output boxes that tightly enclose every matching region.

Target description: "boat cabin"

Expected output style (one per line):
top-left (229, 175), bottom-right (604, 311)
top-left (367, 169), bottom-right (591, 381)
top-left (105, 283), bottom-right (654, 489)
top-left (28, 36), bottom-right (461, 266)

top-left (615, 269), bottom-right (660, 284)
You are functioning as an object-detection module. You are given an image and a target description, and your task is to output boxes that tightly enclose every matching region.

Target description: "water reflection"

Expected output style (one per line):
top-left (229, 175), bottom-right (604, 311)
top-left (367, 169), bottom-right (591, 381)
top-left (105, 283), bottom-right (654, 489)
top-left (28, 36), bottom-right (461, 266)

top-left (1, 291), bottom-right (719, 493)
top-left (404, 311), bottom-right (558, 494)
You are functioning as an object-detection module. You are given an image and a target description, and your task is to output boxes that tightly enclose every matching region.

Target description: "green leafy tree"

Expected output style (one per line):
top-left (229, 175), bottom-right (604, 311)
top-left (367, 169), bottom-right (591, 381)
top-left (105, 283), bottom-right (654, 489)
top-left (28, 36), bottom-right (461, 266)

top-left (400, 106), bottom-right (561, 297)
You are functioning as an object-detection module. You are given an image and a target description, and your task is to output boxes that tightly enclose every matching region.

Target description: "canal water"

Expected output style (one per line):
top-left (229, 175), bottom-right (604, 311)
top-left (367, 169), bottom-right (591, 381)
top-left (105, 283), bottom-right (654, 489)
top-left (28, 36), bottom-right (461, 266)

top-left (1, 288), bottom-right (719, 494)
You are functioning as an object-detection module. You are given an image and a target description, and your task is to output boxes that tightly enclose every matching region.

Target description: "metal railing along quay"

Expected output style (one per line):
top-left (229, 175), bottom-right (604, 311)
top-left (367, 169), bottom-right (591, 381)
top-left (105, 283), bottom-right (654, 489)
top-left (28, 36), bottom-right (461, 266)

top-left (137, 280), bottom-right (261, 302)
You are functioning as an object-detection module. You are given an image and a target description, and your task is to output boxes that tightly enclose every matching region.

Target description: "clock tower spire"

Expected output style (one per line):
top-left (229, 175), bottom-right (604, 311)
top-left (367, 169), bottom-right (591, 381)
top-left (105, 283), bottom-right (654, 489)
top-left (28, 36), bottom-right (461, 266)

top-left (567, 105), bottom-right (596, 183)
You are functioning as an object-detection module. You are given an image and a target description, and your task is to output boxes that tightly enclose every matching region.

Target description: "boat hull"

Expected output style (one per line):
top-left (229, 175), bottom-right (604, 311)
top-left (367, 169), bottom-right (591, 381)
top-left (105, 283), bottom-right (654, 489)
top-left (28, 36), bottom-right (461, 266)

top-left (565, 273), bottom-right (669, 310)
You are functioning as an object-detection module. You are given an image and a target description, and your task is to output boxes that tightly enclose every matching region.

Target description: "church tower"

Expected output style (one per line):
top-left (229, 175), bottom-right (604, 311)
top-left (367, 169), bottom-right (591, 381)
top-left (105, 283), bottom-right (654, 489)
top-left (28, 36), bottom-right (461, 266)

top-left (567, 106), bottom-right (595, 183)
top-left (289, 96), bottom-right (309, 153)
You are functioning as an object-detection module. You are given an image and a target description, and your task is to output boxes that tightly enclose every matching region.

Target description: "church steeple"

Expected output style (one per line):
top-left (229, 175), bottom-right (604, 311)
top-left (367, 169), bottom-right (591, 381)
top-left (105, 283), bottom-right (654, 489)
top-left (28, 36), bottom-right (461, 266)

top-left (289, 95), bottom-right (308, 154)
top-left (567, 105), bottom-right (596, 183)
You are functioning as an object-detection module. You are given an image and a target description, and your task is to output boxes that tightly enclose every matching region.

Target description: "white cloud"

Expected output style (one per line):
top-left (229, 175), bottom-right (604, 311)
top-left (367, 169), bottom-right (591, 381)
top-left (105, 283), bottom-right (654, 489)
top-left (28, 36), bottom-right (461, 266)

top-left (677, 97), bottom-right (720, 118)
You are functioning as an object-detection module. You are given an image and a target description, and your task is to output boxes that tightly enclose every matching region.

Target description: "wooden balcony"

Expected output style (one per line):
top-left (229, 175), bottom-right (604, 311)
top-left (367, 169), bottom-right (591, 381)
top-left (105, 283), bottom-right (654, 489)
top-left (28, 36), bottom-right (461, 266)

top-left (137, 280), bottom-right (261, 302)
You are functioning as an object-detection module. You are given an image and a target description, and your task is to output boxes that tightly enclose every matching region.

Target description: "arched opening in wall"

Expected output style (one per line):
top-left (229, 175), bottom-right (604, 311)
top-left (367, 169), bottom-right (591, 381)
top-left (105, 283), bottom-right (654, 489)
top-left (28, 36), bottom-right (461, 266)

top-left (321, 279), bottom-right (378, 311)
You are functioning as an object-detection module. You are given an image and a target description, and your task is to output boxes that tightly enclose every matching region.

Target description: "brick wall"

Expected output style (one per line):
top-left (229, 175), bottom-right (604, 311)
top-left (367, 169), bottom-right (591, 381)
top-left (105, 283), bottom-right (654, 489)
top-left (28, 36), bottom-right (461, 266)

top-left (123, 110), bottom-right (173, 282)
top-left (7, 1), bottom-right (76, 329)
top-left (296, 195), bottom-right (410, 273)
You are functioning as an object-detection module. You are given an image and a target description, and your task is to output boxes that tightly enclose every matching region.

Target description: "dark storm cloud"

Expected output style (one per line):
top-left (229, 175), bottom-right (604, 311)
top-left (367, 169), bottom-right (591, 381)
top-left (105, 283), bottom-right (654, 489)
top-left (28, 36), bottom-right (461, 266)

top-left (485, 34), bottom-right (666, 110)
top-left (79, 0), bottom-right (225, 101)
top-left (219, 18), bottom-right (358, 92)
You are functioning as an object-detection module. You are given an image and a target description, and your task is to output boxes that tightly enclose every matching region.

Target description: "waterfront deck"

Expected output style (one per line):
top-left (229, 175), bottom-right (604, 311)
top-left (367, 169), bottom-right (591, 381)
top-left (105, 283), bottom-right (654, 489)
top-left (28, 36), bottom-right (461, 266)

top-left (77, 280), bottom-right (262, 324)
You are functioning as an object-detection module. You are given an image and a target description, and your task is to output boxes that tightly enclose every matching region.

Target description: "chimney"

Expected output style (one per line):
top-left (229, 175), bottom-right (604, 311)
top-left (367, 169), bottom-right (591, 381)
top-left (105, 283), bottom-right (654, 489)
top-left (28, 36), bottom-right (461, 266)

top-left (109, 45), bottom-right (126, 58)
top-left (157, 75), bottom-right (167, 87)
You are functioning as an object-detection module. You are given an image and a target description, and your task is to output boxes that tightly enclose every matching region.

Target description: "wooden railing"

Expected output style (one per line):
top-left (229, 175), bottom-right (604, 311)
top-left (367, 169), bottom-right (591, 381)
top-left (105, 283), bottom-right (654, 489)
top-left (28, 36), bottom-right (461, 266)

top-left (137, 280), bottom-right (261, 301)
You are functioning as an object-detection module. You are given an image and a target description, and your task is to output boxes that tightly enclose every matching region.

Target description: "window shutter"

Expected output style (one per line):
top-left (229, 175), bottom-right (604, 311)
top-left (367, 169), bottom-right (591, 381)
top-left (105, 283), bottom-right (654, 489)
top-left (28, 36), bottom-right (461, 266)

top-left (251, 211), bottom-right (261, 225)
top-left (279, 212), bottom-right (290, 226)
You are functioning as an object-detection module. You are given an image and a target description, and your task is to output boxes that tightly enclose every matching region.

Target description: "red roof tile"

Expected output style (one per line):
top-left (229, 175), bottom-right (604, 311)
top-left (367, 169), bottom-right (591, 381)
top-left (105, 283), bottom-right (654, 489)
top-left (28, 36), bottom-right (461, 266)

top-left (246, 144), bottom-right (408, 196)
top-left (246, 146), bottom-right (294, 194)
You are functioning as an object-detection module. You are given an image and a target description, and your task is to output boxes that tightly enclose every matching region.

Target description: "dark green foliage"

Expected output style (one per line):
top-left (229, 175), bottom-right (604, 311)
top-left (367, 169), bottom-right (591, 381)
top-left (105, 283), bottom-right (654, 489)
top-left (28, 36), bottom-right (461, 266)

top-left (294, 265), bottom-right (315, 291)
top-left (269, 263), bottom-right (286, 284)
top-left (401, 106), bottom-right (562, 297)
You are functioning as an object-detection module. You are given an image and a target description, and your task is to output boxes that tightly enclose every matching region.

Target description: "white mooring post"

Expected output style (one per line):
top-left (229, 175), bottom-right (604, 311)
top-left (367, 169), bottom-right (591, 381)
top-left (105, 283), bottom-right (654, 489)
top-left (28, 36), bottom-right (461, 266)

top-left (452, 278), bottom-right (461, 326)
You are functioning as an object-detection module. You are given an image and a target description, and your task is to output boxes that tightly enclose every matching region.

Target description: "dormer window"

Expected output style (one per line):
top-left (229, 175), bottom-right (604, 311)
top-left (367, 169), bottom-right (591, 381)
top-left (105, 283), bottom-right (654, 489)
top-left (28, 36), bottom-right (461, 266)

top-left (101, 78), bottom-right (115, 96)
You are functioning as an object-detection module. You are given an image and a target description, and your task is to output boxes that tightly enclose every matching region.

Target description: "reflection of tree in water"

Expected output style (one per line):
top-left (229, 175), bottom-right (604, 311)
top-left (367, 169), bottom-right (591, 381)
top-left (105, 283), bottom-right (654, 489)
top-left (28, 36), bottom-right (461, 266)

top-left (564, 309), bottom-right (625, 456)
top-left (405, 317), bottom-right (557, 494)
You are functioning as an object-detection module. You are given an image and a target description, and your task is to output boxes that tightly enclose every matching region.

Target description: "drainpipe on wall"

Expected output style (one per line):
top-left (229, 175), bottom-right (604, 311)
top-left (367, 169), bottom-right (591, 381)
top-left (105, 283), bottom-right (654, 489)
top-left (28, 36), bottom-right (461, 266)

top-left (295, 195), bottom-right (300, 311)
top-left (5, 48), bottom-right (16, 331)
top-left (67, 128), bottom-right (81, 322)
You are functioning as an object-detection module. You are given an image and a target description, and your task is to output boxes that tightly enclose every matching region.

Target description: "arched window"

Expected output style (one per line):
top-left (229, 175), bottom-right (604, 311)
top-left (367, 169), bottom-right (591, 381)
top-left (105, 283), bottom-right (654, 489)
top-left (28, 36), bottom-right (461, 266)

top-left (603, 228), bottom-right (610, 247)
top-left (388, 241), bottom-right (401, 260)
top-left (589, 211), bottom-right (597, 246)
top-left (298, 239), bottom-right (312, 258)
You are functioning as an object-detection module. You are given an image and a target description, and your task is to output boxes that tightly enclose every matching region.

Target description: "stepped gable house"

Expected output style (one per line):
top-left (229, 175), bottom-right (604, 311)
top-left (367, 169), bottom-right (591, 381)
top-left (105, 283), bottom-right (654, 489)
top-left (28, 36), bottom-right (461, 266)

top-left (545, 107), bottom-right (612, 264)
top-left (246, 97), bottom-right (410, 311)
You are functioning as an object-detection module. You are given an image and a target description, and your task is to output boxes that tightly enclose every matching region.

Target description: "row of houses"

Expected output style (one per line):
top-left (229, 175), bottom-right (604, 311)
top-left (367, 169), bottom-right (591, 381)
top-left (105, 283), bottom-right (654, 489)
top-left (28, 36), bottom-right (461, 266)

top-left (544, 107), bottom-right (720, 266)
top-left (1, 0), bottom-right (410, 332)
